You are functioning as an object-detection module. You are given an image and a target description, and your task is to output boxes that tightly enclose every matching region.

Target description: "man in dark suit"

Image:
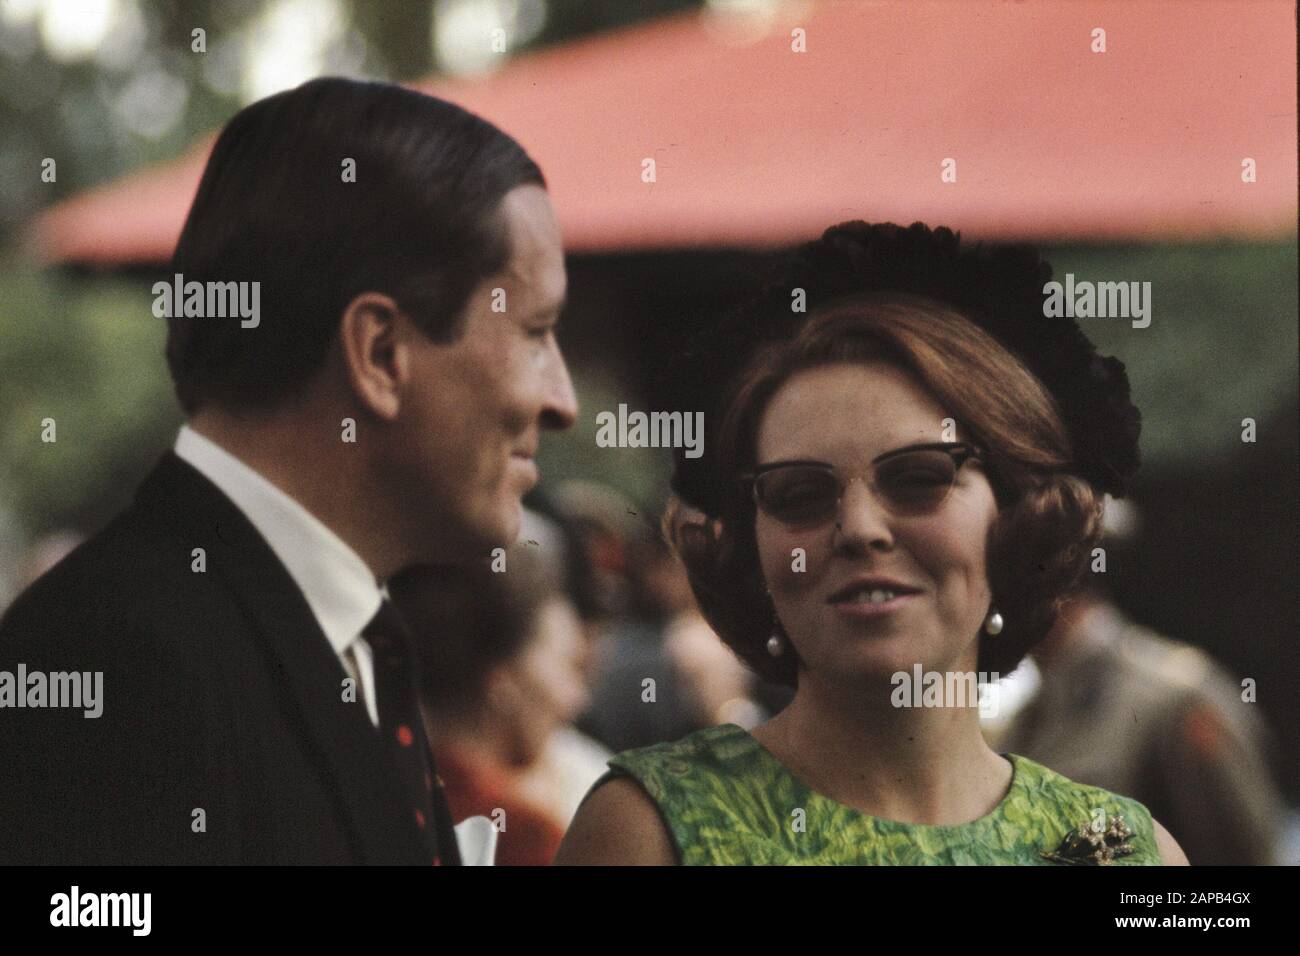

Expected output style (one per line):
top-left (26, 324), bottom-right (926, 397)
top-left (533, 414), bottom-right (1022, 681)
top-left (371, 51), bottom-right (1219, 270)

top-left (0, 78), bottom-right (577, 864)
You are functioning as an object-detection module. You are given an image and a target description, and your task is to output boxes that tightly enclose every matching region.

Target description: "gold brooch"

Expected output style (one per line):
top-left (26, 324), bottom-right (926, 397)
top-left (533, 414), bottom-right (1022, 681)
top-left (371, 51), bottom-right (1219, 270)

top-left (1041, 813), bottom-right (1136, 865)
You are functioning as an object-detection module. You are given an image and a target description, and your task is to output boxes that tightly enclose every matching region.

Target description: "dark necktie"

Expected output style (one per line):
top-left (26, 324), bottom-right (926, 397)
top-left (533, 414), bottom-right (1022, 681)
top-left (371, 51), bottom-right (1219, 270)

top-left (363, 600), bottom-right (462, 866)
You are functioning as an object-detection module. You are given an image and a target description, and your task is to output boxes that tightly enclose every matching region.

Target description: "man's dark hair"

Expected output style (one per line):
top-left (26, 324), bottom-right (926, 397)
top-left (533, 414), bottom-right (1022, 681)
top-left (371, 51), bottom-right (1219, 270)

top-left (166, 77), bottom-right (545, 414)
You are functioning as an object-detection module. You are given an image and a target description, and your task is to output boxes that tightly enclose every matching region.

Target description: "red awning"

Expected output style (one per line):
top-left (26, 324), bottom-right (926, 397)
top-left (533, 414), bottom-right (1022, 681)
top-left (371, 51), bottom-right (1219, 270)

top-left (28, 0), bottom-right (1297, 265)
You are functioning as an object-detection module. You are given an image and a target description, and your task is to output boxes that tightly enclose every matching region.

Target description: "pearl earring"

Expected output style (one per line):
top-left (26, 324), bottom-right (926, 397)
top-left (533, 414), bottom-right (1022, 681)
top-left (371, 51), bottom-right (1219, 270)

top-left (763, 587), bottom-right (784, 657)
top-left (983, 609), bottom-right (1004, 636)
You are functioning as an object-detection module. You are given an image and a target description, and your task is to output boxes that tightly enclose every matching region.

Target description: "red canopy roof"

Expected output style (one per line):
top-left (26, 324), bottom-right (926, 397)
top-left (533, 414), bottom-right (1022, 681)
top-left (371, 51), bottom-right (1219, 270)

top-left (29, 0), bottom-right (1298, 265)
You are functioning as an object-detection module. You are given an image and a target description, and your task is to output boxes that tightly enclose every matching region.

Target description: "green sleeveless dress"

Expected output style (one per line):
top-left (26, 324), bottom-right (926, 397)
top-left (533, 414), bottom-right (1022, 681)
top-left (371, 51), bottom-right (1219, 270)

top-left (590, 723), bottom-right (1162, 865)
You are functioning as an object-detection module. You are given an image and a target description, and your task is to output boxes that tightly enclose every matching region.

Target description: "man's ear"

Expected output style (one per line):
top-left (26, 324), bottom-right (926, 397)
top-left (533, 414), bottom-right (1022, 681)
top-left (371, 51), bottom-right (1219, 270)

top-left (338, 292), bottom-right (409, 420)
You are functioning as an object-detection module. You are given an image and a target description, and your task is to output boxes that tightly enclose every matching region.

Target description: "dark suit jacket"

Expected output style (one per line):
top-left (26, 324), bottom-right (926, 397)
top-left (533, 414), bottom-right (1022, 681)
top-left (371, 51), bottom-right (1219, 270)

top-left (0, 452), bottom-right (436, 864)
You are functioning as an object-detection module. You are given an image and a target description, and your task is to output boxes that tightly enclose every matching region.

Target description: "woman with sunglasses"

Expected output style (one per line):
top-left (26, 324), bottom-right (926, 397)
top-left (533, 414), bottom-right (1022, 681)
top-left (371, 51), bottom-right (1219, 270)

top-left (556, 221), bottom-right (1188, 866)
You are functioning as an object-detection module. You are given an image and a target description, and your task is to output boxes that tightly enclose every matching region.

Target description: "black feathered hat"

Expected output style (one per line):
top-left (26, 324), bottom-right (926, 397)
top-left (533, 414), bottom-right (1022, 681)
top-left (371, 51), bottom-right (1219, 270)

top-left (669, 221), bottom-right (1142, 514)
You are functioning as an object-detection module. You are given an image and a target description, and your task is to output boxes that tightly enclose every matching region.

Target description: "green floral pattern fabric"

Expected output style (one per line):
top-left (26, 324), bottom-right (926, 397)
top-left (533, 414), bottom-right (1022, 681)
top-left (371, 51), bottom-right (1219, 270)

top-left (596, 723), bottom-right (1162, 865)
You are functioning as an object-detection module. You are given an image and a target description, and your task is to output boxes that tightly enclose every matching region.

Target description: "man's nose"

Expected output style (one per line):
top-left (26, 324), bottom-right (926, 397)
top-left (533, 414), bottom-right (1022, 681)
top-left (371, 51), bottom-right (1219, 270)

top-left (540, 344), bottom-right (579, 430)
top-left (834, 478), bottom-right (894, 550)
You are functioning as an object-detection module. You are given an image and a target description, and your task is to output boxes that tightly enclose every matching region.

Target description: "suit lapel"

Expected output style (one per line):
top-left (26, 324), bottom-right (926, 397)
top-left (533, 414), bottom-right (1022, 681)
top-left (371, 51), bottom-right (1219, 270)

top-left (135, 452), bottom-right (426, 863)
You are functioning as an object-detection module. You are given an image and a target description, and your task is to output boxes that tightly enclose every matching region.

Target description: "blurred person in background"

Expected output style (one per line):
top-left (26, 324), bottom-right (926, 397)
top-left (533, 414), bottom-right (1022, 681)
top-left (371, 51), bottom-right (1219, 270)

top-left (553, 480), bottom-right (767, 752)
top-left (388, 521), bottom-right (605, 866)
top-left (546, 481), bottom-right (712, 749)
top-left (658, 500), bottom-right (792, 732)
top-left (990, 496), bottom-right (1285, 865)
top-left (513, 504), bottom-right (614, 826)
top-left (662, 609), bottom-right (766, 731)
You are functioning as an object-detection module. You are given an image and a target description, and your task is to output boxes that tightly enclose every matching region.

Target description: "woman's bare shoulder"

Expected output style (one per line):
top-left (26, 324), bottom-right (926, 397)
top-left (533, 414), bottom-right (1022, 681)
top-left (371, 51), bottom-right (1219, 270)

top-left (553, 775), bottom-right (678, 866)
top-left (1152, 817), bottom-right (1190, 866)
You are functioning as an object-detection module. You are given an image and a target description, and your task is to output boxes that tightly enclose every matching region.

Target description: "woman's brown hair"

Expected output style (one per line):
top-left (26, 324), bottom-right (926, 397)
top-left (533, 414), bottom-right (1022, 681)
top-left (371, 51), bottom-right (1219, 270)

top-left (665, 291), bottom-right (1104, 686)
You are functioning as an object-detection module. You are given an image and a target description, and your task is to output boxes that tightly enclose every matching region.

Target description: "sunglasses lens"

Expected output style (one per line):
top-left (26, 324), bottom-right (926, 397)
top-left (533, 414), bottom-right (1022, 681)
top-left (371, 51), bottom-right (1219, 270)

top-left (875, 450), bottom-right (960, 511)
top-left (755, 467), bottom-right (840, 525)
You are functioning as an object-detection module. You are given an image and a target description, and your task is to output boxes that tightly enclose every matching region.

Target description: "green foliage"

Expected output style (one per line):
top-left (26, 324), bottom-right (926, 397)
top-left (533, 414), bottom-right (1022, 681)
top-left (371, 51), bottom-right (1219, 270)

top-left (0, 256), bottom-right (180, 537)
top-left (1044, 241), bottom-right (1299, 467)
top-left (0, 0), bottom-right (700, 238)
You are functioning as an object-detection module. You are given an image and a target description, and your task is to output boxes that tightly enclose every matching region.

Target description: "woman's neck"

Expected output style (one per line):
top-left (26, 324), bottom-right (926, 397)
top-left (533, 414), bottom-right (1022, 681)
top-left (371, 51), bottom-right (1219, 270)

top-left (749, 674), bottom-right (1013, 827)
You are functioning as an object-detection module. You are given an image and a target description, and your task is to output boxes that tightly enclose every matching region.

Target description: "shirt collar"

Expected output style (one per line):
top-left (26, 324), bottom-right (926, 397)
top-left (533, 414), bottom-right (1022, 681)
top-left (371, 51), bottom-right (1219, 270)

top-left (174, 424), bottom-right (382, 656)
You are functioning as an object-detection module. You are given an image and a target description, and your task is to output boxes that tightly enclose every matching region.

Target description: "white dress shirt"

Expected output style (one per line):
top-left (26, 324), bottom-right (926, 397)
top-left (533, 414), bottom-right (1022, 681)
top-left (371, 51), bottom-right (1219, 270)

top-left (173, 425), bottom-right (496, 863)
top-left (174, 425), bottom-right (382, 727)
